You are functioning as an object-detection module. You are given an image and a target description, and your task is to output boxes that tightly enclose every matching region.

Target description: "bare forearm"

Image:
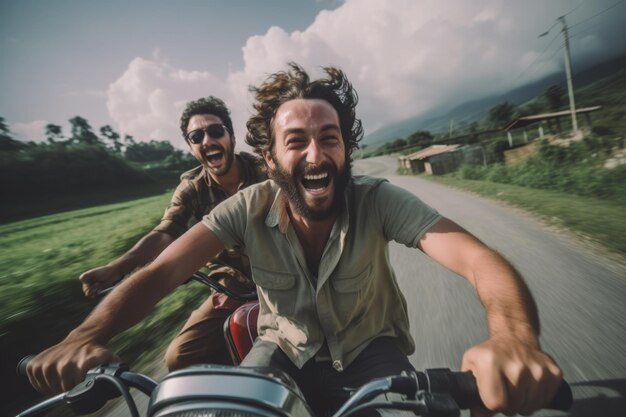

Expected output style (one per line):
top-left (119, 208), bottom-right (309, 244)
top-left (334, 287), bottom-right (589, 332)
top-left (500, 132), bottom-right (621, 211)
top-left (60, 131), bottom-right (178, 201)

top-left (69, 264), bottom-right (175, 344)
top-left (419, 218), bottom-right (540, 344)
top-left (70, 224), bottom-right (222, 345)
top-left (471, 250), bottom-right (540, 345)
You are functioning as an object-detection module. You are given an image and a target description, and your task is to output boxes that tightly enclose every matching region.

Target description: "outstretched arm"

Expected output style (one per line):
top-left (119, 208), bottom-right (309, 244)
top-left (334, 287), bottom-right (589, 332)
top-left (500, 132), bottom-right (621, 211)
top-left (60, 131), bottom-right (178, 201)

top-left (27, 223), bottom-right (224, 394)
top-left (419, 217), bottom-right (562, 416)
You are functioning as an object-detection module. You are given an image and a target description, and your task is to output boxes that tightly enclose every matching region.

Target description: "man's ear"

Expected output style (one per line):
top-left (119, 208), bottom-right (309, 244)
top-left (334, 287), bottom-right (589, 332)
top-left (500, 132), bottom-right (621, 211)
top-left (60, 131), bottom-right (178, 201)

top-left (262, 149), bottom-right (275, 170)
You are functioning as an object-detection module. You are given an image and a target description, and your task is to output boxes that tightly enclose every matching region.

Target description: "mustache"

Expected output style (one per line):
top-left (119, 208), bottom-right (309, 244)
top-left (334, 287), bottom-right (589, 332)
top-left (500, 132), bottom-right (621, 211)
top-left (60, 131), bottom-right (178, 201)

top-left (203, 144), bottom-right (224, 153)
top-left (297, 161), bottom-right (336, 177)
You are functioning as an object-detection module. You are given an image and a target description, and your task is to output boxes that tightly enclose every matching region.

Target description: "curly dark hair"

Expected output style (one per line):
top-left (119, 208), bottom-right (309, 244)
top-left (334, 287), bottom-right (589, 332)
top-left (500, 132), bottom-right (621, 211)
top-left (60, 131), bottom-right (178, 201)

top-left (246, 63), bottom-right (363, 163)
top-left (179, 96), bottom-right (234, 140)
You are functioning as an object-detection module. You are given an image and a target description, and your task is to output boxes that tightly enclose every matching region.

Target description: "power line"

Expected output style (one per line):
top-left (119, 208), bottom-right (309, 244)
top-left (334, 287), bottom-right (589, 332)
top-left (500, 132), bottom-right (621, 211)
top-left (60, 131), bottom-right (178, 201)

top-left (569, 20), bottom-right (605, 40)
top-left (570, 0), bottom-right (626, 29)
top-left (564, 0), bottom-right (588, 17)
top-left (514, 1), bottom-right (595, 86)
top-left (513, 32), bottom-right (562, 83)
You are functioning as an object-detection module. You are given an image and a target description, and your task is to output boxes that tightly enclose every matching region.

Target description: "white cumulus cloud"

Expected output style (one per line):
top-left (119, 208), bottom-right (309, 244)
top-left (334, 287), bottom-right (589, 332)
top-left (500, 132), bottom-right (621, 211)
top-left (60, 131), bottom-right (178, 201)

top-left (228, 0), bottom-right (622, 135)
top-left (106, 56), bottom-right (227, 147)
top-left (103, 0), bottom-right (624, 150)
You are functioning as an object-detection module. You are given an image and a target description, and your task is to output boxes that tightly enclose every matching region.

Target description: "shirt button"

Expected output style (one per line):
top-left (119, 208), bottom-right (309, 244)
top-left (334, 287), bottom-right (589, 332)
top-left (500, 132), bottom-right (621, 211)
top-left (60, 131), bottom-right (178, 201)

top-left (332, 360), bottom-right (343, 372)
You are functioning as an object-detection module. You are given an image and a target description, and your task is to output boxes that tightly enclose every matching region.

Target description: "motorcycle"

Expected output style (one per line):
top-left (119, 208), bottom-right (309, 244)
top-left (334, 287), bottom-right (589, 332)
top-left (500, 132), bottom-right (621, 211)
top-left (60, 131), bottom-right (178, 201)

top-left (16, 272), bottom-right (573, 416)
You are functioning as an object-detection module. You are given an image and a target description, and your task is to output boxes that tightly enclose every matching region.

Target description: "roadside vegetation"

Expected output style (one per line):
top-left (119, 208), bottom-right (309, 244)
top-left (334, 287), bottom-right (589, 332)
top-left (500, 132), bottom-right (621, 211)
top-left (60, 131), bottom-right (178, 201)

top-left (0, 193), bottom-right (205, 415)
top-left (0, 115), bottom-right (197, 223)
top-left (428, 173), bottom-right (626, 258)
top-left (386, 68), bottom-right (626, 259)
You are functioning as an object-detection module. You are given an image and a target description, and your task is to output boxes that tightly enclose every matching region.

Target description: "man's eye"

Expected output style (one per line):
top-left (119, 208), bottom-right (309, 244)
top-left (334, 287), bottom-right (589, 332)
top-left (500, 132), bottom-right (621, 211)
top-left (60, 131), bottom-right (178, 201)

top-left (287, 138), bottom-right (306, 148)
top-left (322, 136), bottom-right (339, 144)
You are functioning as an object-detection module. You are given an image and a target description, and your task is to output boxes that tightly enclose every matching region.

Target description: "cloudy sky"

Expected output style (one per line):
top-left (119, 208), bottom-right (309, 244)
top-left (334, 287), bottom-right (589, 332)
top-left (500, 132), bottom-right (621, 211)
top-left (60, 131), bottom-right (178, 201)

top-left (1, 0), bottom-right (625, 151)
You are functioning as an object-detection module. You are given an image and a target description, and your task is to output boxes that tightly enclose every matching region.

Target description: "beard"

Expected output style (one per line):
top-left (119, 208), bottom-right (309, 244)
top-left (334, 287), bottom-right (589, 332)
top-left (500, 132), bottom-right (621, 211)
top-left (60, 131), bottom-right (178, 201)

top-left (269, 156), bottom-right (351, 221)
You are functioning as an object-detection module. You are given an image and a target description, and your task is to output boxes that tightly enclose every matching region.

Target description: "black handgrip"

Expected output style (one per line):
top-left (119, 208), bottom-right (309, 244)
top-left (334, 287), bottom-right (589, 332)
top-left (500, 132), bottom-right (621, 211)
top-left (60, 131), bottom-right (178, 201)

top-left (17, 355), bottom-right (35, 377)
top-left (425, 369), bottom-right (481, 409)
top-left (389, 375), bottom-right (417, 396)
top-left (548, 379), bottom-right (573, 411)
top-left (426, 369), bottom-right (573, 411)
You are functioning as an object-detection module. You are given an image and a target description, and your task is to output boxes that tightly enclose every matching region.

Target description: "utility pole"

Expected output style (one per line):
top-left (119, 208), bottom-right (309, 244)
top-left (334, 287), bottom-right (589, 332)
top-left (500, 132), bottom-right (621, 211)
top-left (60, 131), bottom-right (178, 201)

top-left (539, 16), bottom-right (578, 134)
top-left (559, 16), bottom-right (578, 132)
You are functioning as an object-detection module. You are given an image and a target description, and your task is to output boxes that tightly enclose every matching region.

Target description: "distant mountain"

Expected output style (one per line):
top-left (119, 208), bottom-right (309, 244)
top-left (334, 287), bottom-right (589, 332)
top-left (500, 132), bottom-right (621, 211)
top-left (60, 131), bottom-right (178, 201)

top-left (363, 54), bottom-right (626, 147)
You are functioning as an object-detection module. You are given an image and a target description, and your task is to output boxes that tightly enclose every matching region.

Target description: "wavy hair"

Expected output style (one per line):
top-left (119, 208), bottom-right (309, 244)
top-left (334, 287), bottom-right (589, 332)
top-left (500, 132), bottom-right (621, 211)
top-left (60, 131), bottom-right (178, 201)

top-left (179, 96), bottom-right (233, 140)
top-left (246, 63), bottom-right (363, 163)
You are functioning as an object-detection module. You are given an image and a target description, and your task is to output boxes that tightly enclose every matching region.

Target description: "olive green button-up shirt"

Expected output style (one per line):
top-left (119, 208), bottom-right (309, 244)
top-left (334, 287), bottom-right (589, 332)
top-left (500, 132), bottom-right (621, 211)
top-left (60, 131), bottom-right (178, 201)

top-left (154, 152), bottom-right (266, 282)
top-left (203, 175), bottom-right (441, 369)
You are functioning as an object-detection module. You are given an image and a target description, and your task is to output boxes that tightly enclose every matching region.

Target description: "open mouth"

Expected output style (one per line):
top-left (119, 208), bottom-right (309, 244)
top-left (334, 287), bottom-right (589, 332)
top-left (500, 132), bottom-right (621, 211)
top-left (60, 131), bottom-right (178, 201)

top-left (205, 149), bottom-right (224, 164)
top-left (301, 171), bottom-right (331, 191)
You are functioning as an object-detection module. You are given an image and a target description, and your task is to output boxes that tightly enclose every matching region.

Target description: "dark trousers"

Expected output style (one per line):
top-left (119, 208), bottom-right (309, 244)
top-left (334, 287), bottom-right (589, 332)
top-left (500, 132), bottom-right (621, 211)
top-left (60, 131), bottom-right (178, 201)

top-left (241, 337), bottom-right (415, 417)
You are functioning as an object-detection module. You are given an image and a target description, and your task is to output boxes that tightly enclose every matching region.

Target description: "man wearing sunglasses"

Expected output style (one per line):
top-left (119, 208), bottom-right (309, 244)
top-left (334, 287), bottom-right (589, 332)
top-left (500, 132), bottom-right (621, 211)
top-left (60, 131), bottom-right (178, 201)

top-left (78, 96), bottom-right (266, 371)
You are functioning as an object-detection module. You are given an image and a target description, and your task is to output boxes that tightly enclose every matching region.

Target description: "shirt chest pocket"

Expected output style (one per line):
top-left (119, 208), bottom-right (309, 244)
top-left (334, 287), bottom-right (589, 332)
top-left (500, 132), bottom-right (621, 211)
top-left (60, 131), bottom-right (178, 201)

top-left (331, 264), bottom-right (372, 293)
top-left (252, 266), bottom-right (297, 316)
top-left (328, 264), bottom-right (372, 325)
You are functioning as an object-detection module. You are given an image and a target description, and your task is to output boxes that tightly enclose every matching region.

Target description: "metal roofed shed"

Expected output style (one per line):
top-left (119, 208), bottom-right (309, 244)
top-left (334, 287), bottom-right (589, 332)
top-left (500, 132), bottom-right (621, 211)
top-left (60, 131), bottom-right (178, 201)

top-left (398, 144), bottom-right (463, 175)
top-left (504, 106), bottom-right (602, 147)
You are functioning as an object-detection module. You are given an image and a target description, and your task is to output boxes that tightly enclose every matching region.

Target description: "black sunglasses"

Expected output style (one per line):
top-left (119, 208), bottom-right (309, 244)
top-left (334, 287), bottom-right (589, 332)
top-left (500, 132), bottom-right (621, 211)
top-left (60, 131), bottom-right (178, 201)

top-left (185, 124), bottom-right (228, 144)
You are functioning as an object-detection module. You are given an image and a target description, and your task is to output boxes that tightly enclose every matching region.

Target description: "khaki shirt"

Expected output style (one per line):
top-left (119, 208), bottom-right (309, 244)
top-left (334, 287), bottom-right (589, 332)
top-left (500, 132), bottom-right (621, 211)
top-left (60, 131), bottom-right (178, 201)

top-left (154, 152), bottom-right (266, 283)
top-left (203, 176), bottom-right (441, 370)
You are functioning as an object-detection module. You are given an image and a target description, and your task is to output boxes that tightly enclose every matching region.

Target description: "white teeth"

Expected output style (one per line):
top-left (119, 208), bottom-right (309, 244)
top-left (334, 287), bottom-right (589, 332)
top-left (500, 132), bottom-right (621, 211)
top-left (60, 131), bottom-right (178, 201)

top-left (206, 150), bottom-right (222, 157)
top-left (303, 172), bottom-right (328, 180)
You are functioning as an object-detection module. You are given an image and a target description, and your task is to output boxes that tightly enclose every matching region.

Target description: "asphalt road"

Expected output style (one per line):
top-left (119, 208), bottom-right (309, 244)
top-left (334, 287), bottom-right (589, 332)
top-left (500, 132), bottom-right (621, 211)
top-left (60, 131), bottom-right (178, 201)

top-left (97, 155), bottom-right (625, 417)
top-left (354, 155), bottom-right (626, 416)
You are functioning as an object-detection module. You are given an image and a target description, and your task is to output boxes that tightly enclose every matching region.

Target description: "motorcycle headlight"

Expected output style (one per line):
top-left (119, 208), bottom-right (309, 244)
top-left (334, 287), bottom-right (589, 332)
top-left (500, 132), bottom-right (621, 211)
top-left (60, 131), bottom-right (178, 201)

top-left (148, 365), bottom-right (313, 417)
top-left (150, 401), bottom-right (275, 417)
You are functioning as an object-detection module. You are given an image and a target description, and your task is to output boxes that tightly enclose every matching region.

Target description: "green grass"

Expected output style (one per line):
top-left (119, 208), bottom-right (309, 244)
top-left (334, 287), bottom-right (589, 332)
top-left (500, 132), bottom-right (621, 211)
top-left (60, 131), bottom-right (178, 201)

top-left (425, 175), bottom-right (626, 258)
top-left (0, 191), bottom-right (207, 416)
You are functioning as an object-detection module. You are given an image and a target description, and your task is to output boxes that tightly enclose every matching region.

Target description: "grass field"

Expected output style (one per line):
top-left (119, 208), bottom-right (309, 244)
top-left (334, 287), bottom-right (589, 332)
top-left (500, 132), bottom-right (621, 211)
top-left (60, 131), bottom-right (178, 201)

top-left (425, 175), bottom-right (626, 260)
top-left (0, 191), bottom-right (207, 416)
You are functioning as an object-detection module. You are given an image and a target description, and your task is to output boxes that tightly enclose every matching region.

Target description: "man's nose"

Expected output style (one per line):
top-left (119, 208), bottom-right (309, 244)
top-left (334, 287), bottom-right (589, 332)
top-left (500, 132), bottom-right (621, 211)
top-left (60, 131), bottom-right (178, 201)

top-left (202, 131), bottom-right (217, 146)
top-left (305, 139), bottom-right (322, 164)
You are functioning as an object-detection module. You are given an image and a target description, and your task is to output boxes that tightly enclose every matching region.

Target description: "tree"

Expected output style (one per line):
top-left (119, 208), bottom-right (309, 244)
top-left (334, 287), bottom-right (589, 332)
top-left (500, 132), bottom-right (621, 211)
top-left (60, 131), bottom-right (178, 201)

top-left (0, 116), bottom-right (24, 151)
top-left (407, 130), bottom-right (433, 148)
top-left (488, 102), bottom-right (515, 128)
top-left (125, 139), bottom-right (176, 162)
top-left (391, 138), bottom-right (407, 149)
top-left (0, 117), bottom-right (11, 139)
top-left (100, 125), bottom-right (123, 154)
top-left (544, 85), bottom-right (565, 111)
top-left (124, 134), bottom-right (137, 147)
top-left (69, 116), bottom-right (101, 145)
top-left (517, 101), bottom-right (545, 118)
top-left (45, 124), bottom-right (64, 143)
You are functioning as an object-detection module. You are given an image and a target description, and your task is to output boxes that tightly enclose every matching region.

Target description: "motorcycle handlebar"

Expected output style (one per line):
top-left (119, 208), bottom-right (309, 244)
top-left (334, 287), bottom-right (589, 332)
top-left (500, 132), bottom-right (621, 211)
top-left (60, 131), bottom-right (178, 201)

top-left (16, 355), bottom-right (35, 377)
top-left (16, 357), bottom-right (573, 416)
top-left (419, 369), bottom-right (572, 411)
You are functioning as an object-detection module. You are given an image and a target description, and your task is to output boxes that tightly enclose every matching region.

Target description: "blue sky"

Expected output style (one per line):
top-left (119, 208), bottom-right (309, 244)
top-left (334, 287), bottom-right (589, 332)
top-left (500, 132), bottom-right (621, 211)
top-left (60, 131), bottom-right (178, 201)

top-left (1, 0), bottom-right (625, 150)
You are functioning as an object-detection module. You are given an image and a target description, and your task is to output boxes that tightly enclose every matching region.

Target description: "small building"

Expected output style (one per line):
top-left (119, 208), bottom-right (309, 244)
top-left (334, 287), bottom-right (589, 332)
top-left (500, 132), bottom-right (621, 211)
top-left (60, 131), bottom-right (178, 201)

top-left (398, 144), bottom-right (462, 175)
top-left (504, 106), bottom-right (602, 147)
